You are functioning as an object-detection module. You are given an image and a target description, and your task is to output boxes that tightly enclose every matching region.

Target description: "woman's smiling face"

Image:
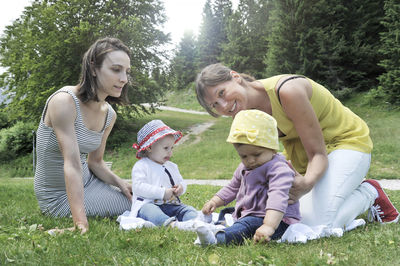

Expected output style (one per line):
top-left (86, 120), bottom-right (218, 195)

top-left (204, 73), bottom-right (249, 117)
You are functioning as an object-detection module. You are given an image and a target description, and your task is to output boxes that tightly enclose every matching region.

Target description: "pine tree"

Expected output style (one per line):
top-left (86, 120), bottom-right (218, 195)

top-left (377, 0), bottom-right (400, 106)
top-left (221, 0), bottom-right (272, 78)
top-left (264, 0), bottom-right (385, 94)
top-left (197, 0), bottom-right (232, 69)
top-left (169, 30), bottom-right (198, 90)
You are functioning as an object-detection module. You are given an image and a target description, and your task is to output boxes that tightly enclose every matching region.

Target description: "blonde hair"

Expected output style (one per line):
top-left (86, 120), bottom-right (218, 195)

top-left (195, 63), bottom-right (255, 117)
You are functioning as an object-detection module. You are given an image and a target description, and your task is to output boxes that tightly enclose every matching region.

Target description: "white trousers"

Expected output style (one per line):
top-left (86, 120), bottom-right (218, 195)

top-left (299, 149), bottom-right (375, 228)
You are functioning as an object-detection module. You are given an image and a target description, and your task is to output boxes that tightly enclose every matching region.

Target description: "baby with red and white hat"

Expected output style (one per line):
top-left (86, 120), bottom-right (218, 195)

top-left (131, 120), bottom-right (200, 230)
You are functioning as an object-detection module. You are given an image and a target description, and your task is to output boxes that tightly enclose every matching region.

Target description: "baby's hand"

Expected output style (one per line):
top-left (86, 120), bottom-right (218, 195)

top-left (202, 200), bottom-right (217, 215)
top-left (253, 224), bottom-right (275, 243)
top-left (173, 184), bottom-right (183, 196)
top-left (163, 188), bottom-right (174, 201)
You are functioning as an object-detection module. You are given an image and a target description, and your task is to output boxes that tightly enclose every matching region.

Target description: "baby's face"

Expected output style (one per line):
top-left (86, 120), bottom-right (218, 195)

top-left (147, 135), bottom-right (175, 164)
top-left (234, 144), bottom-right (274, 170)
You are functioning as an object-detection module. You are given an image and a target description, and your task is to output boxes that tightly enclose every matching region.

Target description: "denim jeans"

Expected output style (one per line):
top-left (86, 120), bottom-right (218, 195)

top-left (138, 203), bottom-right (198, 226)
top-left (215, 215), bottom-right (289, 245)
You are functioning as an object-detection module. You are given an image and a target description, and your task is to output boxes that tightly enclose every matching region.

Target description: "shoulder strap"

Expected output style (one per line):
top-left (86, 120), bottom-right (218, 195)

top-left (41, 88), bottom-right (80, 123)
top-left (277, 76), bottom-right (306, 104)
top-left (103, 103), bottom-right (115, 130)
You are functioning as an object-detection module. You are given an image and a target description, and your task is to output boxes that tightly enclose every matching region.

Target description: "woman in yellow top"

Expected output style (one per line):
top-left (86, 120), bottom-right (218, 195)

top-left (195, 63), bottom-right (399, 228)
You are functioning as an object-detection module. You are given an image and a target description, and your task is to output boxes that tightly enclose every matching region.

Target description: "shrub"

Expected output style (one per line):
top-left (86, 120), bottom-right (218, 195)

top-left (0, 121), bottom-right (36, 162)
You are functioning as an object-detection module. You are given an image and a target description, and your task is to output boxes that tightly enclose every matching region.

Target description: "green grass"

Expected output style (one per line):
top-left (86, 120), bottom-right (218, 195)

top-left (1, 91), bottom-right (399, 180)
top-left (1, 91), bottom-right (400, 264)
top-left (162, 87), bottom-right (204, 111)
top-left (1, 178), bottom-right (400, 265)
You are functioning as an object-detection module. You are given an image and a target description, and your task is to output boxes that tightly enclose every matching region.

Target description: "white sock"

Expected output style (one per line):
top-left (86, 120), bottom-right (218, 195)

top-left (172, 220), bottom-right (196, 231)
top-left (195, 221), bottom-right (217, 245)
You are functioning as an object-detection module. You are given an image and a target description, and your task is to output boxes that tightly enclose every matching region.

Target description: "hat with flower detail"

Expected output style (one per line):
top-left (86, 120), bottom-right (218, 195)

top-left (226, 110), bottom-right (279, 150)
top-left (132, 120), bottom-right (182, 159)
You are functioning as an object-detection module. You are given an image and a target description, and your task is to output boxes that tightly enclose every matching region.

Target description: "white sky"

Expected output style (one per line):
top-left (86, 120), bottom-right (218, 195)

top-left (0, 0), bottom-right (238, 43)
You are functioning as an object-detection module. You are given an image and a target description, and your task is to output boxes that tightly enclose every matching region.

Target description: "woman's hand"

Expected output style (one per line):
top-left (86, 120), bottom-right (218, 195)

top-left (118, 179), bottom-right (132, 201)
top-left (287, 161), bottom-right (315, 204)
top-left (47, 221), bottom-right (89, 235)
top-left (75, 221), bottom-right (89, 234)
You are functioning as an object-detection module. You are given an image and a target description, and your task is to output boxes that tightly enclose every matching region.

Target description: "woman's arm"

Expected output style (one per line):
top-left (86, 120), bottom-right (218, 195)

top-left (87, 110), bottom-right (132, 201)
top-left (278, 77), bottom-right (328, 202)
top-left (47, 93), bottom-right (88, 232)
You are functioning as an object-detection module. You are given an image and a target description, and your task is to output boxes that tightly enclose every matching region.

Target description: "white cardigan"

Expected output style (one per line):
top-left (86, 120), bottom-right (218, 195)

top-left (130, 157), bottom-right (187, 216)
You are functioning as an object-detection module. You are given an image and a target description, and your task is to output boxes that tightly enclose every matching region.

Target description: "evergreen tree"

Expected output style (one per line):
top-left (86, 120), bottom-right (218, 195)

top-left (197, 0), bottom-right (232, 69)
top-left (377, 0), bottom-right (400, 106)
top-left (0, 0), bottom-right (169, 122)
top-left (221, 0), bottom-right (272, 78)
top-left (265, 0), bottom-right (385, 94)
top-left (169, 30), bottom-right (198, 90)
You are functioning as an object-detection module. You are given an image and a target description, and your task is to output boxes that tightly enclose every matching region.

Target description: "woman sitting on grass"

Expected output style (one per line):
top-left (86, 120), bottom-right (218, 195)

top-left (34, 37), bottom-right (132, 234)
top-left (195, 63), bottom-right (399, 230)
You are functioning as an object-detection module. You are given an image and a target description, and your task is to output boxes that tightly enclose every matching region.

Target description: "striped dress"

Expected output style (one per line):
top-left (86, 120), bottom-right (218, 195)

top-left (34, 88), bottom-right (131, 217)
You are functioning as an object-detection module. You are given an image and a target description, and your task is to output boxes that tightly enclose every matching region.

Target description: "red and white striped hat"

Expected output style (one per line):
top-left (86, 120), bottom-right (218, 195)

top-left (132, 120), bottom-right (182, 159)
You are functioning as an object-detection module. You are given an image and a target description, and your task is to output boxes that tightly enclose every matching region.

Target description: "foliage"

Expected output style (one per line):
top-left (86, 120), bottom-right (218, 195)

top-left (377, 0), bottom-right (400, 106)
top-left (197, 0), bottom-right (232, 69)
top-left (0, 121), bottom-right (36, 162)
top-left (264, 0), bottom-right (385, 93)
top-left (0, 109), bottom-right (9, 129)
top-left (0, 0), bottom-right (169, 124)
top-left (220, 0), bottom-right (272, 78)
top-left (168, 30), bottom-right (198, 90)
top-left (1, 178), bottom-right (400, 265)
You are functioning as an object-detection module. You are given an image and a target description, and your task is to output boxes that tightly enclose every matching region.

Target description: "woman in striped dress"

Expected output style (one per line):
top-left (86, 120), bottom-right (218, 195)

top-left (34, 38), bottom-right (132, 233)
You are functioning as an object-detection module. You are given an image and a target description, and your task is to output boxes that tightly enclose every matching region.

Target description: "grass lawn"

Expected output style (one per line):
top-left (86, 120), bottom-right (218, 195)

top-left (0, 91), bottom-right (399, 264)
top-left (1, 178), bottom-right (400, 265)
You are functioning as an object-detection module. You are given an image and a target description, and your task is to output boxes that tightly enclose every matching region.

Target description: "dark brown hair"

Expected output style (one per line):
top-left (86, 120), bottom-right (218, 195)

top-left (77, 37), bottom-right (131, 105)
top-left (195, 63), bottom-right (255, 117)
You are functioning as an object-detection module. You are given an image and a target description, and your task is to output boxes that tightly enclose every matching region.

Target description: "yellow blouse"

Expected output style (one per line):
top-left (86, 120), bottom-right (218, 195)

top-left (259, 75), bottom-right (373, 175)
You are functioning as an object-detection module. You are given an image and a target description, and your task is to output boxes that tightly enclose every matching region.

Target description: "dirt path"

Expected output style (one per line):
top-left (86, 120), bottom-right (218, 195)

top-left (176, 121), bottom-right (215, 146)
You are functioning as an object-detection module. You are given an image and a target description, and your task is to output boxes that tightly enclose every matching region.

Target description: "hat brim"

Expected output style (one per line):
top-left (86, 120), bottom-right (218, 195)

top-left (136, 131), bottom-right (182, 159)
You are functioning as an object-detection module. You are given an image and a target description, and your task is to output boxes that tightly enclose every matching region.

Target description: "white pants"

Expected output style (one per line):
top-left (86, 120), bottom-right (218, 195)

top-left (300, 149), bottom-right (375, 228)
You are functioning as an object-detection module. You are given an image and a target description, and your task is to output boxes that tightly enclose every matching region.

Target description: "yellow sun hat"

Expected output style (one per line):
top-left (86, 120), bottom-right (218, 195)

top-left (226, 109), bottom-right (279, 150)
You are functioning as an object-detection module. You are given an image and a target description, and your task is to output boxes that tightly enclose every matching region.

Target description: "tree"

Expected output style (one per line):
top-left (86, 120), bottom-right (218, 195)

top-left (197, 0), bottom-right (232, 69)
top-left (264, 0), bottom-right (385, 94)
top-left (377, 0), bottom-right (400, 106)
top-left (0, 0), bottom-right (169, 123)
top-left (169, 30), bottom-right (198, 90)
top-left (220, 0), bottom-right (272, 78)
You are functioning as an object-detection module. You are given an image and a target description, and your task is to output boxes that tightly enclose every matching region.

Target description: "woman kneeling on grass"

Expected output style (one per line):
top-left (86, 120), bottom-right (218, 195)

top-left (34, 37), bottom-right (132, 234)
top-left (195, 63), bottom-right (399, 231)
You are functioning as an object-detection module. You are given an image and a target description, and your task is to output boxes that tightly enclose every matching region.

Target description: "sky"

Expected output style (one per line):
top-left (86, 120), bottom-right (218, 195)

top-left (0, 0), bottom-right (239, 44)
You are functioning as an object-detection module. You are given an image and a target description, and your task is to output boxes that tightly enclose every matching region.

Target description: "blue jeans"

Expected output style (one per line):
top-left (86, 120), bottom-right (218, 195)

top-left (138, 203), bottom-right (198, 226)
top-left (216, 215), bottom-right (289, 245)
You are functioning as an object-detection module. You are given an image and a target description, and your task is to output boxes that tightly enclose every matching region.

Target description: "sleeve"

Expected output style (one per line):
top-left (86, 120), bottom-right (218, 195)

top-left (131, 161), bottom-right (165, 200)
top-left (265, 161), bottom-right (295, 213)
top-left (215, 165), bottom-right (243, 205)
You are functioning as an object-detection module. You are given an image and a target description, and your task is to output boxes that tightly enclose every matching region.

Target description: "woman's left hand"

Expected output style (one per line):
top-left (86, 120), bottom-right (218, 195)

top-left (287, 161), bottom-right (312, 204)
top-left (118, 179), bottom-right (132, 201)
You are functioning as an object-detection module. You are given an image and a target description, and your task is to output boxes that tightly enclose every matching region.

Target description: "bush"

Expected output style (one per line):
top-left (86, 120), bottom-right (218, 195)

top-left (0, 121), bottom-right (36, 162)
top-left (0, 109), bottom-right (9, 129)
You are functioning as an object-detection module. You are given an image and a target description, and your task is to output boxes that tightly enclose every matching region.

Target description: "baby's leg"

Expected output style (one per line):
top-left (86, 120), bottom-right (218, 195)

top-left (138, 203), bottom-right (171, 226)
top-left (216, 216), bottom-right (263, 245)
